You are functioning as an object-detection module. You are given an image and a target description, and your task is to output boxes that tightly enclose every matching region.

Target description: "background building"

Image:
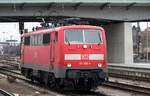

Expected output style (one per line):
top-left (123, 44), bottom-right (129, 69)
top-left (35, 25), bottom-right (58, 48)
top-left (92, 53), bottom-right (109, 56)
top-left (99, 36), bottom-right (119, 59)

top-left (141, 27), bottom-right (150, 60)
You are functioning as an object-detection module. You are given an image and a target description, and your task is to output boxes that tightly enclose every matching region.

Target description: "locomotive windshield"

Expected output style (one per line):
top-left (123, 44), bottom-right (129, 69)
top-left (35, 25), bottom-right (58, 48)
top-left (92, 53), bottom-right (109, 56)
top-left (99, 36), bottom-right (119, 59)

top-left (65, 29), bottom-right (102, 44)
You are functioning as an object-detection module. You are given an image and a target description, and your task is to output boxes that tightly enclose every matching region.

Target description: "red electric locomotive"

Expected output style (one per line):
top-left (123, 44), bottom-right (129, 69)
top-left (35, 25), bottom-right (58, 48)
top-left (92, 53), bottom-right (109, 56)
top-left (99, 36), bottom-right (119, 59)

top-left (20, 25), bottom-right (108, 90)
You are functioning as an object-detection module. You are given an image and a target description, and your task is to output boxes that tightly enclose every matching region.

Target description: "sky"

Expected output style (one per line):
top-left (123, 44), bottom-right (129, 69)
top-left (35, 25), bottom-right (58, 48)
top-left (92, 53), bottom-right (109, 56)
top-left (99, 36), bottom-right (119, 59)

top-left (132, 22), bottom-right (150, 31)
top-left (0, 23), bottom-right (19, 42)
top-left (0, 22), bottom-right (41, 42)
top-left (0, 22), bottom-right (149, 43)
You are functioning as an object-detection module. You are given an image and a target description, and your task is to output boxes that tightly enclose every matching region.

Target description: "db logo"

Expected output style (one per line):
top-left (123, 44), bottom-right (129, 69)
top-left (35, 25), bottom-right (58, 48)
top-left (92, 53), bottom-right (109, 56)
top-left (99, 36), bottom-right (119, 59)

top-left (81, 54), bottom-right (89, 60)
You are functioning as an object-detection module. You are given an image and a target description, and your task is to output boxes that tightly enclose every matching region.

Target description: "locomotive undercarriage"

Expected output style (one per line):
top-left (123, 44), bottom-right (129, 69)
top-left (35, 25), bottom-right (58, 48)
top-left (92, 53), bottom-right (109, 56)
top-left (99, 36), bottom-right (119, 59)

top-left (65, 69), bottom-right (107, 90)
top-left (21, 68), bottom-right (107, 90)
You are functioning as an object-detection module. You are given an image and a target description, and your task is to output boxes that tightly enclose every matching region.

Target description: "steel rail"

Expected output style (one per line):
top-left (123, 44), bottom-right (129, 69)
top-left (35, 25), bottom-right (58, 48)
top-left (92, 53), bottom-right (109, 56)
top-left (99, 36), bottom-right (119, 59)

top-left (108, 66), bottom-right (150, 82)
top-left (104, 81), bottom-right (150, 95)
top-left (109, 72), bottom-right (150, 82)
top-left (0, 67), bottom-right (21, 75)
top-left (0, 60), bottom-right (19, 68)
top-left (0, 69), bottom-right (28, 82)
top-left (0, 89), bottom-right (14, 96)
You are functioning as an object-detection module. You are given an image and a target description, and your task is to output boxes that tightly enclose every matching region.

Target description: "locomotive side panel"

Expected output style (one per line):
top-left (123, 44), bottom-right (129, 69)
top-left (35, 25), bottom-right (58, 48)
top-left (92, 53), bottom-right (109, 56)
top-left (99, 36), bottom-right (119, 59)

top-left (23, 46), bottom-right (51, 70)
top-left (21, 32), bottom-right (52, 71)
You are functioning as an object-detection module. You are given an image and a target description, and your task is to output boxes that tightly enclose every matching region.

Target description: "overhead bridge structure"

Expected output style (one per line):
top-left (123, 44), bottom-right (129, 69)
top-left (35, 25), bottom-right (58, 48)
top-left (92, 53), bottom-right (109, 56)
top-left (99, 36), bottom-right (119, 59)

top-left (0, 0), bottom-right (149, 21)
top-left (0, 0), bottom-right (150, 65)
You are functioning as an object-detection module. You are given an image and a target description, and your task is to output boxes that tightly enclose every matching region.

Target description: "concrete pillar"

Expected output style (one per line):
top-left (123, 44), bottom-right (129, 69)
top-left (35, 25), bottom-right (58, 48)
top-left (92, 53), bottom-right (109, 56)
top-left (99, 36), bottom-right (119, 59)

top-left (124, 22), bottom-right (133, 64)
top-left (104, 22), bottom-right (133, 64)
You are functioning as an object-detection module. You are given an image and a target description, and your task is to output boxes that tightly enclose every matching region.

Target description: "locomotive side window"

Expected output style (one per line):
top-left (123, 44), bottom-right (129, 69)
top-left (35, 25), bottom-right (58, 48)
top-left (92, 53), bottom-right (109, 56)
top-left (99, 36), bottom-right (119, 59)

top-left (36, 35), bottom-right (39, 45)
top-left (29, 34), bottom-right (50, 45)
top-left (43, 33), bottom-right (50, 44)
top-left (38, 34), bottom-right (43, 45)
top-left (30, 36), bottom-right (34, 45)
top-left (33, 35), bottom-right (36, 45)
top-left (35, 35), bottom-right (38, 45)
top-left (24, 36), bottom-right (30, 45)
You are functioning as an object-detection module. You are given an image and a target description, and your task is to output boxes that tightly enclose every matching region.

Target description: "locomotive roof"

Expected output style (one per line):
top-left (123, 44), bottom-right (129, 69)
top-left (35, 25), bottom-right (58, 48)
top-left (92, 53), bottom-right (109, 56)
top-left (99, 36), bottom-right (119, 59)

top-left (21, 25), bottom-right (104, 37)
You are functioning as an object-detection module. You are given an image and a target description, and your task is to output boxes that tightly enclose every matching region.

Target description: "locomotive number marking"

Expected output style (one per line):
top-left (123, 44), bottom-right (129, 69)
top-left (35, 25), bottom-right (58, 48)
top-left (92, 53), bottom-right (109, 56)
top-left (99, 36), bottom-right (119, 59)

top-left (81, 54), bottom-right (89, 60)
top-left (79, 62), bottom-right (91, 65)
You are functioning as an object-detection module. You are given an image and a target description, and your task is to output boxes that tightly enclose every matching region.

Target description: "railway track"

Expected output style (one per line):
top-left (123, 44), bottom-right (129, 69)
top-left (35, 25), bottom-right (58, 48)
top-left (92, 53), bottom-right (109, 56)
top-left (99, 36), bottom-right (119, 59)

top-left (0, 56), bottom-right (20, 63)
top-left (109, 72), bottom-right (150, 82)
top-left (108, 65), bottom-right (150, 82)
top-left (0, 89), bottom-right (14, 96)
top-left (107, 65), bottom-right (150, 95)
top-left (1, 57), bottom-right (150, 95)
top-left (0, 57), bottom-right (106, 96)
top-left (0, 57), bottom-right (19, 67)
top-left (0, 67), bottom-right (21, 75)
top-left (0, 60), bottom-right (19, 68)
top-left (1, 65), bottom-right (150, 96)
top-left (104, 81), bottom-right (150, 95)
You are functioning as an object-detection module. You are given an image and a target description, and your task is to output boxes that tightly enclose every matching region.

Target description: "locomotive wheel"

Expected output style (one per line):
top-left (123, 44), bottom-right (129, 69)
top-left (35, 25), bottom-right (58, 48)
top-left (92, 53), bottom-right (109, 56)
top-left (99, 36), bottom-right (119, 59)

top-left (47, 74), bottom-right (59, 90)
top-left (37, 78), bottom-right (43, 84)
top-left (30, 77), bottom-right (35, 82)
top-left (37, 71), bottom-right (45, 84)
top-left (21, 68), bottom-right (25, 76)
top-left (74, 78), bottom-right (93, 91)
top-left (47, 76), bottom-right (65, 91)
top-left (64, 79), bottom-right (75, 90)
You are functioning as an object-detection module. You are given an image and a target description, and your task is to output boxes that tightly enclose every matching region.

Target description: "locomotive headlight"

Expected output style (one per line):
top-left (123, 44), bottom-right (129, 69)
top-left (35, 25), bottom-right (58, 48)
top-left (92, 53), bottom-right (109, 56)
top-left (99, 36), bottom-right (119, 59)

top-left (83, 45), bottom-right (87, 49)
top-left (97, 63), bottom-right (102, 67)
top-left (67, 63), bottom-right (72, 67)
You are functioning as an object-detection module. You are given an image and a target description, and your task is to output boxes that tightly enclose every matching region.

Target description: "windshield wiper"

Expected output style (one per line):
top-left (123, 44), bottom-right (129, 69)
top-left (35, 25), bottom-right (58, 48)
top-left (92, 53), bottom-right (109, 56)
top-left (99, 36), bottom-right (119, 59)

top-left (98, 32), bottom-right (102, 45)
top-left (65, 36), bottom-right (70, 45)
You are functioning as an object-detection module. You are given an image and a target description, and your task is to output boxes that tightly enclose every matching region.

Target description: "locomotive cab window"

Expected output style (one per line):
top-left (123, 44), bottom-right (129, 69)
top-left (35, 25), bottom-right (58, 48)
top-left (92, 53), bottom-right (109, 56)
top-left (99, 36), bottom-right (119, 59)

top-left (43, 33), bottom-right (50, 44)
top-left (65, 29), bottom-right (102, 44)
top-left (65, 30), bottom-right (83, 44)
top-left (24, 36), bottom-right (30, 45)
top-left (84, 30), bottom-right (102, 44)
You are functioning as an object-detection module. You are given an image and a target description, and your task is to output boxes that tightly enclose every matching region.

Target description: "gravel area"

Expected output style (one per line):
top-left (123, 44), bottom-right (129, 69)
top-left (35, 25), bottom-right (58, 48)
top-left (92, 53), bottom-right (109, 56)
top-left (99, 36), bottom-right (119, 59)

top-left (0, 74), bottom-right (54, 96)
top-left (96, 86), bottom-right (148, 96)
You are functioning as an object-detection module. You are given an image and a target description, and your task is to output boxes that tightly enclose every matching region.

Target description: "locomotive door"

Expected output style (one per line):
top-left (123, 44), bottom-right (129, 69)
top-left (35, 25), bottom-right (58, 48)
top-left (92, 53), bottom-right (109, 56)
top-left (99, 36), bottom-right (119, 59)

top-left (50, 32), bottom-right (55, 68)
